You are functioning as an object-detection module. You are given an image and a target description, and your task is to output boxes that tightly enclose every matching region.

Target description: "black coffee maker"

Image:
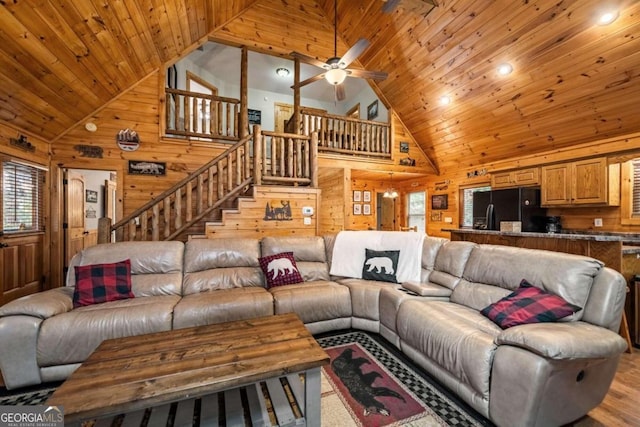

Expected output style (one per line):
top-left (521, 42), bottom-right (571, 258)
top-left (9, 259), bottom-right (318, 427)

top-left (544, 216), bottom-right (562, 233)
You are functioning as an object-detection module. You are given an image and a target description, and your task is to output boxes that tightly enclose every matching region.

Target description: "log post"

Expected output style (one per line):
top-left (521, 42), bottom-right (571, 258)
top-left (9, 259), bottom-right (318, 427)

top-left (254, 125), bottom-right (262, 185)
top-left (97, 217), bottom-right (111, 244)
top-left (294, 59), bottom-right (301, 134)
top-left (311, 131), bottom-right (318, 188)
top-left (239, 46), bottom-right (248, 138)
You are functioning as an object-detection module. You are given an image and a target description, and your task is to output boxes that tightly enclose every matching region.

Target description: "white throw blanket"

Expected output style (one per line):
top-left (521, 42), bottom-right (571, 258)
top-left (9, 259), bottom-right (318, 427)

top-left (330, 230), bottom-right (425, 283)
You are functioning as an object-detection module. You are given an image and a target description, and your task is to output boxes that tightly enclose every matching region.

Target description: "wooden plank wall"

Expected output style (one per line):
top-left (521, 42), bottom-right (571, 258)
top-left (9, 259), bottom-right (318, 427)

top-left (51, 71), bottom-right (231, 218)
top-left (205, 186), bottom-right (320, 239)
top-left (317, 168), bottom-right (350, 235)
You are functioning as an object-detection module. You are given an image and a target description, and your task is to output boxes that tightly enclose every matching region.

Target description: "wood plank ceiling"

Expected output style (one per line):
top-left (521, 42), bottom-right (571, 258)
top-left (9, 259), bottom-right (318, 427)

top-left (1, 0), bottom-right (639, 175)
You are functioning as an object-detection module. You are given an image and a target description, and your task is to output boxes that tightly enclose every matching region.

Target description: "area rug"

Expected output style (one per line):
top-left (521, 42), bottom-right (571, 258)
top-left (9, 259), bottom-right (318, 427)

top-left (0, 331), bottom-right (491, 427)
top-left (317, 331), bottom-right (489, 427)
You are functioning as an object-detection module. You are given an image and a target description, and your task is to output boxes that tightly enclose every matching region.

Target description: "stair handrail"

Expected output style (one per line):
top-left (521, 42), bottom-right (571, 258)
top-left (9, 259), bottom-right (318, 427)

top-left (111, 133), bottom-right (252, 232)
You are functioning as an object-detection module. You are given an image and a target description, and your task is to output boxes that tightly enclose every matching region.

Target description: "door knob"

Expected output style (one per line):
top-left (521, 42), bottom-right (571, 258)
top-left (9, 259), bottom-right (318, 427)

top-left (0, 243), bottom-right (8, 248)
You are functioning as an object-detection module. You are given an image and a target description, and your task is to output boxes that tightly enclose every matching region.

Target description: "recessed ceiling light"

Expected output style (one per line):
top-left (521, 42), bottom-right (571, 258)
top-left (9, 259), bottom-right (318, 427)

top-left (276, 67), bottom-right (290, 77)
top-left (85, 122), bottom-right (97, 132)
top-left (497, 63), bottom-right (513, 76)
top-left (598, 10), bottom-right (618, 25)
top-left (439, 96), bottom-right (451, 106)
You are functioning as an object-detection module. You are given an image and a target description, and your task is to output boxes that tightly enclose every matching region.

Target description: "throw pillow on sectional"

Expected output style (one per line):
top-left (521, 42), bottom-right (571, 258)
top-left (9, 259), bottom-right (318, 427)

top-left (362, 248), bottom-right (400, 283)
top-left (73, 259), bottom-right (135, 308)
top-left (258, 252), bottom-right (304, 288)
top-left (481, 279), bottom-right (582, 329)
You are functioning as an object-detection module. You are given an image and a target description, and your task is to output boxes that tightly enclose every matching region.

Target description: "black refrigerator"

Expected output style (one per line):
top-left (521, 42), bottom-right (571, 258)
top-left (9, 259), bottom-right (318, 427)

top-left (472, 187), bottom-right (547, 232)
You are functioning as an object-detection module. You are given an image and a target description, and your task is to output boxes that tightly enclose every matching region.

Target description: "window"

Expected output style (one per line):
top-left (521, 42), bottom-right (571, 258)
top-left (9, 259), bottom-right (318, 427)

top-left (460, 185), bottom-right (491, 227)
top-left (621, 159), bottom-right (640, 225)
top-left (407, 191), bottom-right (426, 233)
top-left (2, 160), bottom-right (45, 233)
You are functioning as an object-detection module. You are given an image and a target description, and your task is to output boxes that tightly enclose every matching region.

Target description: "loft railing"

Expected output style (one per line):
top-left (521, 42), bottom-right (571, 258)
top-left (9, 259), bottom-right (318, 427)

top-left (165, 88), bottom-right (240, 141)
top-left (107, 126), bottom-right (318, 242)
top-left (299, 108), bottom-right (391, 159)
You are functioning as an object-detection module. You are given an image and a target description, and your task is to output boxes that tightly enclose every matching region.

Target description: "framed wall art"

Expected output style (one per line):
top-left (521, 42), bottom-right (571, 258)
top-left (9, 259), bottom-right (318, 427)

top-left (353, 204), bottom-right (362, 215)
top-left (353, 190), bottom-right (362, 202)
top-left (363, 204), bottom-right (371, 215)
top-left (85, 189), bottom-right (98, 203)
top-left (363, 190), bottom-right (371, 202)
top-left (431, 194), bottom-right (448, 210)
top-left (367, 100), bottom-right (379, 120)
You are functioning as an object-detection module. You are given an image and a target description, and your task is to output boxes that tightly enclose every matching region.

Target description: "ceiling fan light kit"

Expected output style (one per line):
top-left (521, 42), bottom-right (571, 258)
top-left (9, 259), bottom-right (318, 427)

top-left (325, 68), bottom-right (348, 85)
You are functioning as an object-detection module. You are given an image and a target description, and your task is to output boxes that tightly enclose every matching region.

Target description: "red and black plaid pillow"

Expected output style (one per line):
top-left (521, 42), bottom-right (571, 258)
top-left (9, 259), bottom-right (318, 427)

top-left (73, 259), bottom-right (135, 308)
top-left (258, 252), bottom-right (304, 288)
top-left (481, 279), bottom-right (581, 329)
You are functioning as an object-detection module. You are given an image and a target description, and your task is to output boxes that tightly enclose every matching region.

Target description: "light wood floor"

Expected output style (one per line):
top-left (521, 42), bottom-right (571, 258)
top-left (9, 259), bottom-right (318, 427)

top-left (574, 350), bottom-right (640, 426)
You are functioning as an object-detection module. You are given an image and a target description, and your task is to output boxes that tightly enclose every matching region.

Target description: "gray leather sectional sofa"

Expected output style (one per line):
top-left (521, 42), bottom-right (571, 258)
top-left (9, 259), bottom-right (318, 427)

top-left (0, 234), bottom-right (628, 427)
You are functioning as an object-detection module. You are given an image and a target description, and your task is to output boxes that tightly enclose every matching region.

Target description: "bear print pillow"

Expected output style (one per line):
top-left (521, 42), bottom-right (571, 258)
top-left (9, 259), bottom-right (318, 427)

top-left (362, 249), bottom-right (400, 283)
top-left (258, 252), bottom-right (304, 288)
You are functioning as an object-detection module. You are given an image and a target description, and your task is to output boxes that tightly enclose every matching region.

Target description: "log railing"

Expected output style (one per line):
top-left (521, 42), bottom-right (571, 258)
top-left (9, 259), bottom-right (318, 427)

top-left (299, 109), bottom-right (391, 159)
top-left (165, 88), bottom-right (240, 141)
top-left (108, 126), bottom-right (318, 242)
top-left (253, 126), bottom-right (318, 187)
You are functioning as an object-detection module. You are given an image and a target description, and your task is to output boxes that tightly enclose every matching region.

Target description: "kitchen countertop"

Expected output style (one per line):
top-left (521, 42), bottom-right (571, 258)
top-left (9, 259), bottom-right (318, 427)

top-left (442, 228), bottom-right (631, 242)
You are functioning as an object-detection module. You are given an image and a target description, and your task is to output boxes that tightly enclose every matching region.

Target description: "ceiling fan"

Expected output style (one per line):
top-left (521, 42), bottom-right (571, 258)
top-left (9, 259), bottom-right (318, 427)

top-left (290, 0), bottom-right (387, 101)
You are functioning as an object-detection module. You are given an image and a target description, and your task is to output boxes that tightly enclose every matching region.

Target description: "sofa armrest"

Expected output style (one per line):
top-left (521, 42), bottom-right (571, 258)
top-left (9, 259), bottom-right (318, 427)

top-left (403, 281), bottom-right (452, 297)
top-left (0, 287), bottom-right (74, 319)
top-left (496, 321), bottom-right (627, 360)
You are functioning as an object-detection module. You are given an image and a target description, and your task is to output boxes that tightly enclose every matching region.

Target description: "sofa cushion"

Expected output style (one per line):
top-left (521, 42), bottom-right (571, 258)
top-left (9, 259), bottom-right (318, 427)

top-left (459, 245), bottom-right (602, 321)
top-left (481, 280), bottom-right (582, 329)
top-left (261, 236), bottom-right (330, 281)
top-left (173, 288), bottom-right (274, 329)
top-left (362, 249), bottom-right (399, 283)
top-left (183, 239), bottom-right (263, 294)
top-left (73, 260), bottom-right (134, 308)
top-left (37, 295), bottom-right (180, 367)
top-left (259, 252), bottom-right (304, 288)
top-left (270, 281), bottom-right (352, 324)
top-left (67, 241), bottom-right (184, 297)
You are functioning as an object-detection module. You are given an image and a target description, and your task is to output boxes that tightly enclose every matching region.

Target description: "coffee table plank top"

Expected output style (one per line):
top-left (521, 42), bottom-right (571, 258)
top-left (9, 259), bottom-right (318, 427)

top-left (47, 313), bottom-right (328, 422)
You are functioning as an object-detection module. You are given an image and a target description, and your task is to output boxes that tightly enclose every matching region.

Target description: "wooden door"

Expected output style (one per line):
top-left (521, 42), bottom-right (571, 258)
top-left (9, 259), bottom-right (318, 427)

top-left (65, 170), bottom-right (86, 266)
top-left (274, 102), bottom-right (294, 133)
top-left (572, 157), bottom-right (608, 204)
top-left (0, 234), bottom-right (44, 305)
top-left (377, 193), bottom-right (396, 231)
top-left (541, 163), bottom-right (571, 206)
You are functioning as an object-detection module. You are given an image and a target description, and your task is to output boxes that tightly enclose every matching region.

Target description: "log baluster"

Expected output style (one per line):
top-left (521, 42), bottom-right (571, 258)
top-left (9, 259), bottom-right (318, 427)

top-left (254, 126), bottom-right (262, 185)
top-left (185, 179), bottom-right (193, 222)
top-left (152, 205), bottom-right (160, 241)
top-left (174, 188), bottom-right (182, 231)
top-left (197, 174), bottom-right (204, 215)
top-left (140, 211), bottom-right (148, 241)
top-left (163, 196), bottom-right (171, 239)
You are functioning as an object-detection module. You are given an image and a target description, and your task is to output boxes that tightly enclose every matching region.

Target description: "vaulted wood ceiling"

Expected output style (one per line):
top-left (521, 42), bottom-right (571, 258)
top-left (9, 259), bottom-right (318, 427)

top-left (1, 0), bottom-right (639, 175)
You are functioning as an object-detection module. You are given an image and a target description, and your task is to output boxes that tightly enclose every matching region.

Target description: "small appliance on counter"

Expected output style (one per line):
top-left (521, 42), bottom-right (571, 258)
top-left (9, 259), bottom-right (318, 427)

top-left (544, 216), bottom-right (562, 233)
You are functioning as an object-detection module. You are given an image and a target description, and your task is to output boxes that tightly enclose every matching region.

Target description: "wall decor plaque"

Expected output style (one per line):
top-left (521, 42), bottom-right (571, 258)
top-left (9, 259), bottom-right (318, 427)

top-left (128, 160), bottom-right (166, 175)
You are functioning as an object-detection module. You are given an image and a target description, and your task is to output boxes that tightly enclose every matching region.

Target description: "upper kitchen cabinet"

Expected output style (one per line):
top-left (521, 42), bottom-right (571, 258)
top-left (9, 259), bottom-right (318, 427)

top-left (541, 157), bottom-right (620, 206)
top-left (491, 167), bottom-right (540, 189)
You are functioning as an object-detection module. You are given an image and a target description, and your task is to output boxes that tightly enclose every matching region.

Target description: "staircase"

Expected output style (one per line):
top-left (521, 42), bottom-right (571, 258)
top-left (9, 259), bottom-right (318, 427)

top-left (108, 127), bottom-right (317, 242)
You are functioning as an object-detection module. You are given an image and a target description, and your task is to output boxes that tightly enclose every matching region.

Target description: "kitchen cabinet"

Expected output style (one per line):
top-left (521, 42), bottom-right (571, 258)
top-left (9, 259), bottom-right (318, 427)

top-left (491, 167), bottom-right (539, 188)
top-left (541, 157), bottom-right (620, 206)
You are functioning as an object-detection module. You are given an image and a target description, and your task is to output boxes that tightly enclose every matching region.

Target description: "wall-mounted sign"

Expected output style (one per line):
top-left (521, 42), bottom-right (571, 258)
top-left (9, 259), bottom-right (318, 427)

top-left (248, 109), bottom-right (262, 125)
top-left (128, 160), bottom-right (166, 176)
top-left (117, 129), bottom-right (140, 151)
top-left (74, 145), bottom-right (104, 158)
top-left (263, 200), bottom-right (292, 221)
top-left (10, 135), bottom-right (35, 152)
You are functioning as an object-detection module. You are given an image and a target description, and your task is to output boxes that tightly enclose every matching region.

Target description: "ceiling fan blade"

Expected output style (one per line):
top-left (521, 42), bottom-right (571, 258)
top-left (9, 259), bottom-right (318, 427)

top-left (338, 38), bottom-right (370, 68)
top-left (382, 0), bottom-right (401, 14)
top-left (290, 51), bottom-right (330, 69)
top-left (291, 73), bottom-right (326, 89)
top-left (335, 84), bottom-right (346, 101)
top-left (347, 68), bottom-right (388, 81)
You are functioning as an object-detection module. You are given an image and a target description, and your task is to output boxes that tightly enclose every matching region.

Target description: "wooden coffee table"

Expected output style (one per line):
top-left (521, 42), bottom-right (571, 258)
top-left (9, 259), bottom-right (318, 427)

top-left (47, 313), bottom-right (329, 426)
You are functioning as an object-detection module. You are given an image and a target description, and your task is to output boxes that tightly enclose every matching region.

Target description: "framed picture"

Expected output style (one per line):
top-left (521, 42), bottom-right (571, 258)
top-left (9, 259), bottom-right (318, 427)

top-left (363, 204), bottom-right (371, 215)
top-left (353, 204), bottom-right (362, 215)
top-left (367, 100), bottom-right (379, 120)
top-left (353, 190), bottom-right (362, 202)
top-left (85, 189), bottom-right (98, 203)
top-left (400, 142), bottom-right (409, 153)
top-left (430, 211), bottom-right (442, 222)
top-left (431, 194), bottom-right (448, 210)
top-left (248, 109), bottom-right (261, 125)
top-left (363, 190), bottom-right (371, 202)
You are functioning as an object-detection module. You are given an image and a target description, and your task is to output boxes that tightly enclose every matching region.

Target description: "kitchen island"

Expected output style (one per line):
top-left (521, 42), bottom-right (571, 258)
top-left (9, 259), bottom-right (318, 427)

top-left (443, 228), bottom-right (625, 272)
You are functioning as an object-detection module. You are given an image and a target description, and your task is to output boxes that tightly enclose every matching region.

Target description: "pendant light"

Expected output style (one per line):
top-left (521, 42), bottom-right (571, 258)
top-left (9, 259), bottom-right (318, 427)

top-left (383, 172), bottom-right (399, 198)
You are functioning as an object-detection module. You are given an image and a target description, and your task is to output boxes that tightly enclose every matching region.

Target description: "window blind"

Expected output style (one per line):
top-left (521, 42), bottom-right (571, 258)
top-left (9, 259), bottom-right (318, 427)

top-left (632, 159), bottom-right (640, 217)
top-left (2, 161), bottom-right (45, 233)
